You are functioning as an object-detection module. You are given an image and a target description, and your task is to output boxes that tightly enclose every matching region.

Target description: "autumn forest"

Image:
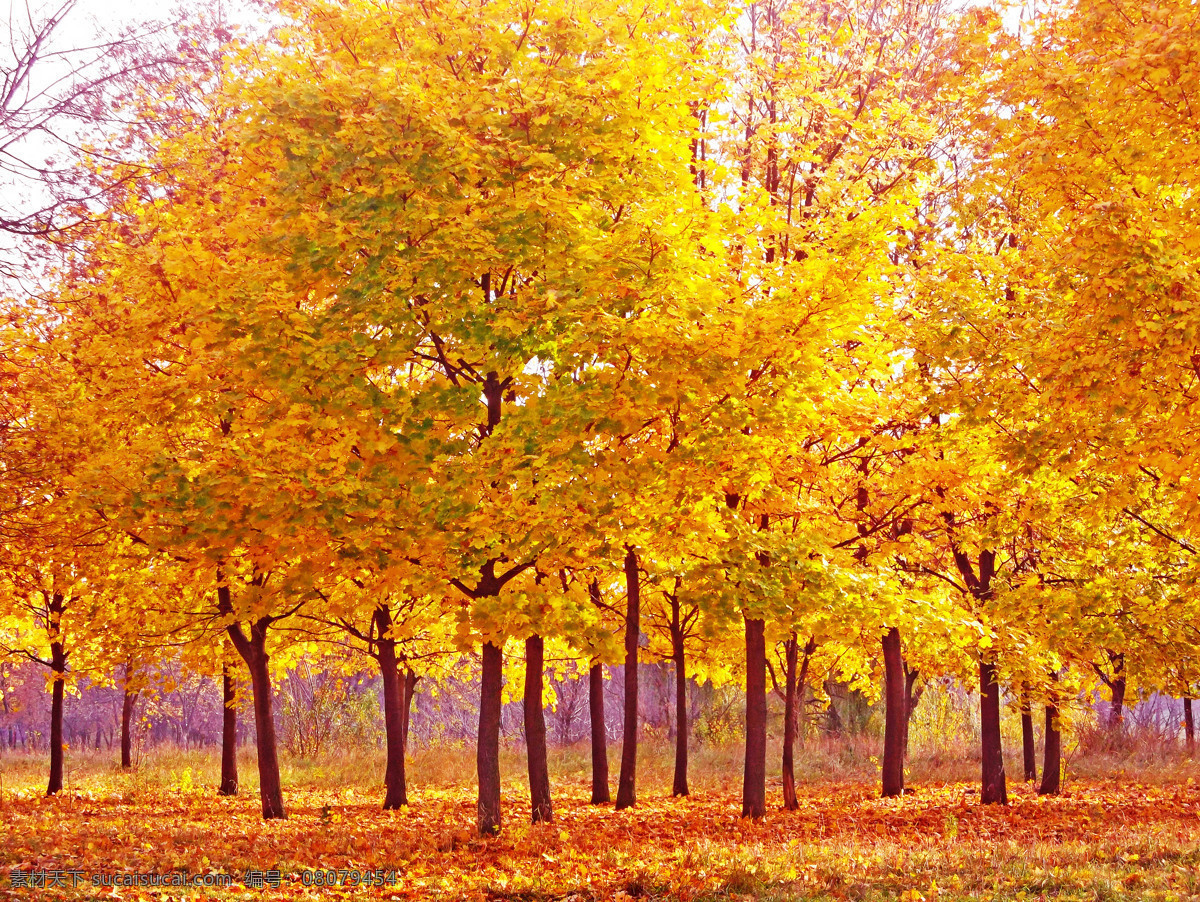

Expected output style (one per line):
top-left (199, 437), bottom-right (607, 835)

top-left (1, 0), bottom-right (1198, 897)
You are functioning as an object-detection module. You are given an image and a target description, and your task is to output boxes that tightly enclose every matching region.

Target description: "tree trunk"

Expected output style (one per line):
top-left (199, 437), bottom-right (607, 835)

top-left (477, 640), bottom-right (504, 835)
top-left (671, 614), bottom-right (689, 797)
top-left (1039, 702), bottom-right (1061, 795)
top-left (616, 547), bottom-right (640, 811)
top-left (881, 627), bottom-right (905, 798)
top-left (219, 663), bottom-right (238, 796)
top-left (742, 615), bottom-right (767, 819)
top-left (903, 665), bottom-right (921, 758)
top-left (47, 640), bottom-right (66, 796)
top-left (1020, 684), bottom-right (1037, 783)
top-left (121, 685), bottom-right (137, 770)
top-left (524, 635), bottom-right (553, 823)
top-left (588, 661), bottom-right (610, 804)
top-left (241, 635), bottom-right (286, 819)
top-left (781, 632), bottom-right (799, 810)
top-left (376, 606), bottom-right (408, 810)
top-left (979, 659), bottom-right (1007, 805)
top-left (402, 667), bottom-right (418, 752)
top-left (1108, 655), bottom-right (1127, 734)
top-left (1185, 698), bottom-right (1195, 757)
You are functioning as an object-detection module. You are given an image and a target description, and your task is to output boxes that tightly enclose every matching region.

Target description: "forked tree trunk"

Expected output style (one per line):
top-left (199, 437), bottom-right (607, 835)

top-left (742, 615), bottom-right (767, 819)
top-left (524, 635), bottom-right (553, 823)
top-left (219, 663), bottom-right (238, 796)
top-left (478, 640), bottom-right (504, 835)
top-left (1039, 702), bottom-right (1061, 795)
top-left (1185, 698), bottom-right (1195, 757)
top-left (219, 578), bottom-right (285, 819)
top-left (1020, 684), bottom-right (1037, 783)
top-left (671, 612), bottom-right (689, 797)
top-left (881, 627), bottom-right (906, 798)
top-left (979, 659), bottom-right (1007, 805)
top-left (588, 661), bottom-right (610, 804)
top-left (376, 606), bottom-right (408, 810)
top-left (47, 640), bottom-right (66, 796)
top-left (616, 547), bottom-right (640, 811)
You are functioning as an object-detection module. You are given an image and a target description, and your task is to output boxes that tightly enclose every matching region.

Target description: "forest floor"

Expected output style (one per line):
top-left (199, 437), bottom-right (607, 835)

top-left (1, 744), bottom-right (1199, 901)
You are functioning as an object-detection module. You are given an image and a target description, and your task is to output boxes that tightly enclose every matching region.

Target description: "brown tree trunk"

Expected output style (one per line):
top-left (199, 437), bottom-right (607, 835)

top-left (47, 640), bottom-right (66, 796)
top-left (979, 659), bottom-right (1007, 805)
top-left (671, 607), bottom-right (689, 797)
top-left (402, 667), bottom-right (418, 752)
top-left (1038, 702), bottom-right (1061, 795)
top-left (616, 547), bottom-right (640, 811)
top-left (903, 665), bottom-right (921, 758)
top-left (881, 627), bottom-right (905, 798)
top-left (1020, 684), bottom-right (1037, 783)
top-left (742, 615), bottom-right (767, 819)
top-left (1108, 654), bottom-right (1127, 734)
top-left (588, 661), bottom-right (610, 804)
top-left (781, 632), bottom-right (799, 810)
top-left (241, 634), bottom-right (286, 819)
top-left (219, 663), bottom-right (238, 796)
top-left (1185, 698), bottom-right (1195, 757)
top-left (376, 606), bottom-right (408, 810)
top-left (524, 635), bottom-right (553, 823)
top-left (478, 640), bottom-right (504, 835)
top-left (120, 666), bottom-right (138, 771)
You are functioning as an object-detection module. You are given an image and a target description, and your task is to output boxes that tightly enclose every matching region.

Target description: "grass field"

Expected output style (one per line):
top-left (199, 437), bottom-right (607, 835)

top-left (1, 742), bottom-right (1199, 900)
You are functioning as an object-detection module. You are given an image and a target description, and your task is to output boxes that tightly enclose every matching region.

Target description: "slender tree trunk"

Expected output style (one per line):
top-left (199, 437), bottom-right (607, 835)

top-left (979, 659), bottom-right (1007, 805)
top-left (402, 667), bottom-right (418, 752)
top-left (903, 665), bottom-right (921, 758)
top-left (120, 676), bottom-right (138, 771)
top-left (1020, 684), bottom-right (1037, 783)
top-left (377, 608), bottom-right (408, 810)
top-left (478, 640), bottom-right (504, 835)
top-left (588, 661), bottom-right (610, 804)
top-left (616, 547), bottom-right (640, 811)
top-left (1185, 698), bottom-right (1195, 757)
top-left (47, 641), bottom-right (66, 796)
top-left (777, 633), bottom-right (816, 810)
top-left (524, 635), bottom-right (553, 823)
top-left (881, 627), bottom-right (906, 798)
top-left (742, 615), bottom-right (767, 819)
top-left (671, 620), bottom-right (689, 797)
top-left (219, 663), bottom-right (238, 796)
top-left (1039, 702), bottom-right (1061, 795)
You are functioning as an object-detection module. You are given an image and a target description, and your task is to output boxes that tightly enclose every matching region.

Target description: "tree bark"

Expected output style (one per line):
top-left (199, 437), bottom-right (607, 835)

top-left (616, 547), bottom-right (640, 811)
top-left (742, 615), bottom-right (767, 819)
top-left (781, 633), bottom-right (799, 810)
top-left (47, 639), bottom-right (66, 796)
top-left (979, 659), bottom-right (1007, 805)
top-left (524, 635), bottom-right (553, 823)
top-left (376, 606), bottom-right (408, 810)
top-left (1185, 698), bottom-right (1195, 757)
top-left (241, 634), bottom-right (286, 819)
top-left (402, 667), bottom-right (418, 752)
top-left (1020, 684), bottom-right (1037, 783)
top-left (671, 603), bottom-right (689, 797)
top-left (903, 665), bottom-right (921, 758)
top-left (1039, 702), bottom-right (1061, 795)
top-left (1107, 653), bottom-right (1127, 734)
top-left (219, 662), bottom-right (238, 796)
top-left (588, 661), bottom-right (610, 804)
top-left (120, 670), bottom-right (138, 771)
top-left (881, 627), bottom-right (905, 798)
top-left (477, 640), bottom-right (504, 835)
